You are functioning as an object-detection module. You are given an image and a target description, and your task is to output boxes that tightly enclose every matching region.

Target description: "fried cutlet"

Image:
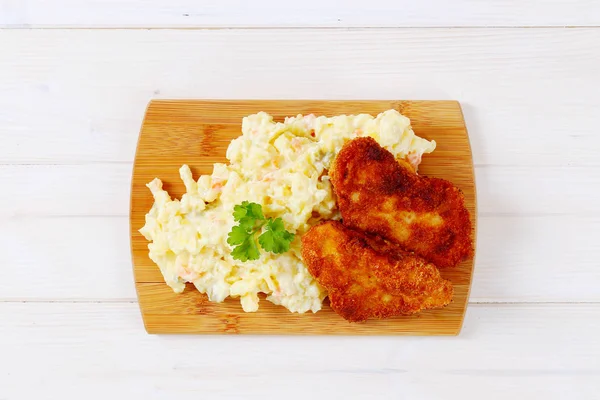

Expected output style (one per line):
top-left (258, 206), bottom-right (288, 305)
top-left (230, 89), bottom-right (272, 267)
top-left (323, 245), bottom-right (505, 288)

top-left (301, 220), bottom-right (453, 322)
top-left (329, 137), bottom-right (472, 268)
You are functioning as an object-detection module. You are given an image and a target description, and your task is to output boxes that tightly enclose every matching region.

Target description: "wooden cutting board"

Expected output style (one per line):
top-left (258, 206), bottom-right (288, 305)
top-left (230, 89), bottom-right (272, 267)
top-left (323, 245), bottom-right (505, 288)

top-left (130, 100), bottom-right (476, 335)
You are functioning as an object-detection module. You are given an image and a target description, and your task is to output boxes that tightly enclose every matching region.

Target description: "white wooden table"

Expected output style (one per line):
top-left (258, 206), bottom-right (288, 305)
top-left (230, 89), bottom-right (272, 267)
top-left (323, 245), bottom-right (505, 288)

top-left (1, 2), bottom-right (599, 398)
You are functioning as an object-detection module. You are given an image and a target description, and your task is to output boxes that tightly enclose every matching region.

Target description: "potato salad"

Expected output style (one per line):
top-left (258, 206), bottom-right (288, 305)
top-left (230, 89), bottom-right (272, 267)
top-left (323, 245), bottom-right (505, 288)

top-left (139, 109), bottom-right (436, 313)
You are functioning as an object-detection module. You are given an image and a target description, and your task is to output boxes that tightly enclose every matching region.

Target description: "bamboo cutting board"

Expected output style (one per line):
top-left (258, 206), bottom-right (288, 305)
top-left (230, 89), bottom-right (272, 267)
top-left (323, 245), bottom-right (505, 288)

top-left (130, 100), bottom-right (476, 335)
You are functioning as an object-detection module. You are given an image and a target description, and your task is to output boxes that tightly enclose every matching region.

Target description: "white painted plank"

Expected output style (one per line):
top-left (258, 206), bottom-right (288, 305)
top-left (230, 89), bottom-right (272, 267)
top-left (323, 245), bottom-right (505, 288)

top-left (1, 215), bottom-right (598, 302)
top-left (474, 165), bottom-right (600, 216)
top-left (0, 217), bottom-right (136, 300)
top-left (0, 164), bottom-right (131, 218)
top-left (473, 215), bottom-right (600, 302)
top-left (2, 163), bottom-right (598, 218)
top-left (0, 302), bottom-right (598, 399)
top-left (1, 29), bottom-right (599, 166)
top-left (2, 0), bottom-right (600, 28)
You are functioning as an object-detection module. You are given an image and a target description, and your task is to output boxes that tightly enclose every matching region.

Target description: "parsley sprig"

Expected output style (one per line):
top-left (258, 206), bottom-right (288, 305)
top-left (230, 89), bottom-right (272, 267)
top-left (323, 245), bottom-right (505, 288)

top-left (227, 201), bottom-right (295, 262)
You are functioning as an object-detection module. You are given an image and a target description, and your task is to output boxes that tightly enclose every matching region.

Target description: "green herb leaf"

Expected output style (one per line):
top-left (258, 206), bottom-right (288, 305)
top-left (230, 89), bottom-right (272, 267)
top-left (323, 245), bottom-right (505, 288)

top-left (229, 202), bottom-right (294, 262)
top-left (230, 234), bottom-right (261, 262)
top-left (229, 202), bottom-right (264, 261)
top-left (258, 217), bottom-right (295, 254)
top-left (227, 225), bottom-right (250, 246)
top-left (233, 201), bottom-right (264, 222)
top-left (237, 217), bottom-right (255, 232)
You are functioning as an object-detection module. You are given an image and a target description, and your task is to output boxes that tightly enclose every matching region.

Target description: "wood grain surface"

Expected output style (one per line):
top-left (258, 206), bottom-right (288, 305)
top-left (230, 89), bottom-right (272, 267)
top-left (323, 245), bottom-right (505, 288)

top-left (130, 100), bottom-right (476, 335)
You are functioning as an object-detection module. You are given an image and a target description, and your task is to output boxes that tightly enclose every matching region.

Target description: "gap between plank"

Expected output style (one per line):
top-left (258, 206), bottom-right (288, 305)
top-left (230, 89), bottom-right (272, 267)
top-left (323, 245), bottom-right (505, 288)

top-left (1, 26), bottom-right (600, 30)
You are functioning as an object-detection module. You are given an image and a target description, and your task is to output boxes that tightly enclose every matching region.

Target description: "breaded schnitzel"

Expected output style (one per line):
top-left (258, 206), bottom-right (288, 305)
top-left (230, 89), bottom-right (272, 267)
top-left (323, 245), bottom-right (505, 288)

top-left (330, 137), bottom-right (472, 268)
top-left (301, 221), bottom-right (453, 322)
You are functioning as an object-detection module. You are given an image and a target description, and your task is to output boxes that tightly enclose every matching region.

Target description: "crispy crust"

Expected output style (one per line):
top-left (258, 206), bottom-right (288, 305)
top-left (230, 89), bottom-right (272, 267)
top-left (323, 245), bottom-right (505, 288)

top-left (330, 137), bottom-right (472, 268)
top-left (301, 220), bottom-right (453, 322)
